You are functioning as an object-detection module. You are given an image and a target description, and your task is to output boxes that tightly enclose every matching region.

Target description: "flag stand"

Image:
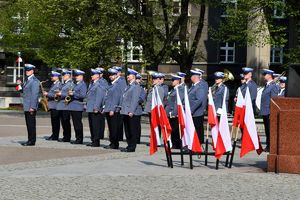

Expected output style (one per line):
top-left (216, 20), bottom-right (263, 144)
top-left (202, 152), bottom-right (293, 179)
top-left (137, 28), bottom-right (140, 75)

top-left (216, 159), bottom-right (219, 170)
top-left (229, 125), bottom-right (240, 168)
top-left (163, 140), bottom-right (171, 167)
top-left (189, 150), bottom-right (193, 169)
top-left (205, 121), bottom-right (209, 166)
top-left (167, 140), bottom-right (173, 168)
top-left (225, 127), bottom-right (236, 167)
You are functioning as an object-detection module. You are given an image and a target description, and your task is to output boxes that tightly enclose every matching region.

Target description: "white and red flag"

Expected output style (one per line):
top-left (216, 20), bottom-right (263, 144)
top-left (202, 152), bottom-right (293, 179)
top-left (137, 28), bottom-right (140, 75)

top-left (176, 87), bottom-right (185, 140)
top-left (16, 56), bottom-right (23, 63)
top-left (155, 87), bottom-right (172, 148)
top-left (215, 87), bottom-right (232, 159)
top-left (149, 87), bottom-right (161, 155)
top-left (240, 87), bottom-right (263, 157)
top-left (182, 86), bottom-right (202, 152)
top-left (207, 87), bottom-right (219, 151)
top-left (15, 84), bottom-right (22, 91)
top-left (232, 88), bottom-right (246, 128)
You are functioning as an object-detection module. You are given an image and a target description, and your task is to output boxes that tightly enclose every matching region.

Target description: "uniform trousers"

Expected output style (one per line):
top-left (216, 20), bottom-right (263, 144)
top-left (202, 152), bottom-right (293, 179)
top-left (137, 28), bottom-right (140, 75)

top-left (192, 115), bottom-right (204, 144)
top-left (50, 109), bottom-right (61, 139)
top-left (70, 111), bottom-right (83, 142)
top-left (88, 112), bottom-right (105, 142)
top-left (136, 115), bottom-right (142, 144)
top-left (169, 117), bottom-right (181, 149)
top-left (123, 115), bottom-right (139, 150)
top-left (262, 115), bottom-right (270, 147)
top-left (61, 110), bottom-right (71, 140)
top-left (106, 112), bottom-right (122, 148)
top-left (24, 111), bottom-right (37, 143)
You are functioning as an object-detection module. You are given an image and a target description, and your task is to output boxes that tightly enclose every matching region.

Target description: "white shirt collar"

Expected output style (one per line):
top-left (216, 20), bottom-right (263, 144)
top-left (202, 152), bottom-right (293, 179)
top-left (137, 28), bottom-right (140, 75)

top-left (54, 80), bottom-right (59, 84)
top-left (266, 80), bottom-right (273, 85)
top-left (112, 76), bottom-right (120, 85)
top-left (27, 74), bottom-right (34, 80)
top-left (174, 85), bottom-right (180, 89)
top-left (193, 81), bottom-right (200, 86)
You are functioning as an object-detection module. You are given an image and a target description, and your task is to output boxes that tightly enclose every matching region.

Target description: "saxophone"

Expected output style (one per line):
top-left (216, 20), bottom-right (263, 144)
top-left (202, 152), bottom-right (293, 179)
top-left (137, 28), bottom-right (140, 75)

top-left (40, 80), bottom-right (49, 112)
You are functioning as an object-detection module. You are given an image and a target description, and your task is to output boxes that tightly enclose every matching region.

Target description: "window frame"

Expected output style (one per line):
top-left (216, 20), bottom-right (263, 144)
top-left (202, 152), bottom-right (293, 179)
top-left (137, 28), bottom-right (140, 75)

top-left (219, 42), bottom-right (235, 64)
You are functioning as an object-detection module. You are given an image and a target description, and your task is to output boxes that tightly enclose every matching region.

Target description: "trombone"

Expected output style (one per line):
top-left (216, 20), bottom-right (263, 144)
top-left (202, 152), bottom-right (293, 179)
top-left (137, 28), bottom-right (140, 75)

top-left (40, 80), bottom-right (49, 112)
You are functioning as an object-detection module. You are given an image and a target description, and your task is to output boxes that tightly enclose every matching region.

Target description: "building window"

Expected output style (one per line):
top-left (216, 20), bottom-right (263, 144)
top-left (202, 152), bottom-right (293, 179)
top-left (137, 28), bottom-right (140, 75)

top-left (220, 42), bottom-right (235, 63)
top-left (221, 0), bottom-right (237, 18)
top-left (172, 0), bottom-right (181, 16)
top-left (119, 39), bottom-right (143, 63)
top-left (273, 0), bottom-right (285, 19)
top-left (270, 46), bottom-right (283, 64)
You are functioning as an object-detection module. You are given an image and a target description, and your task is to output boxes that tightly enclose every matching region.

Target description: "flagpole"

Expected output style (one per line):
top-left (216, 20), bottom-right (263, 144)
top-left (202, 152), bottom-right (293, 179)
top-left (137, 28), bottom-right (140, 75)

top-left (205, 120), bottom-right (209, 166)
top-left (17, 52), bottom-right (21, 80)
top-left (225, 126), bottom-right (236, 167)
top-left (178, 124), bottom-right (184, 166)
top-left (165, 125), bottom-right (173, 168)
top-left (229, 125), bottom-right (240, 168)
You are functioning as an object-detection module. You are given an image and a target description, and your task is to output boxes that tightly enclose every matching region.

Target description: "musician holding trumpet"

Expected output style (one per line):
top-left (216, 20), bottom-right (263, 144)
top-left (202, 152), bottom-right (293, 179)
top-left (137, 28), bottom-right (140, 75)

top-left (44, 71), bottom-right (62, 141)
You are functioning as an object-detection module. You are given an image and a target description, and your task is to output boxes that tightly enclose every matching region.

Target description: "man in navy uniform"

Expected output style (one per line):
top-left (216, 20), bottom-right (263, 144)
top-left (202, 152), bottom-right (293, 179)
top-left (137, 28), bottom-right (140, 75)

top-left (56, 69), bottom-right (73, 142)
top-left (120, 68), bottom-right (142, 152)
top-left (165, 74), bottom-right (184, 149)
top-left (259, 69), bottom-right (279, 152)
top-left (86, 69), bottom-right (106, 147)
top-left (112, 66), bottom-right (127, 141)
top-left (278, 76), bottom-right (287, 97)
top-left (213, 72), bottom-right (229, 115)
top-left (135, 74), bottom-right (146, 144)
top-left (104, 68), bottom-right (123, 149)
top-left (188, 69), bottom-right (208, 143)
top-left (44, 71), bottom-right (62, 141)
top-left (96, 67), bottom-right (109, 89)
top-left (158, 73), bottom-right (169, 104)
top-left (241, 67), bottom-right (257, 112)
top-left (234, 74), bottom-right (246, 102)
top-left (177, 72), bottom-right (186, 90)
top-left (68, 69), bottom-right (87, 144)
top-left (16, 64), bottom-right (40, 146)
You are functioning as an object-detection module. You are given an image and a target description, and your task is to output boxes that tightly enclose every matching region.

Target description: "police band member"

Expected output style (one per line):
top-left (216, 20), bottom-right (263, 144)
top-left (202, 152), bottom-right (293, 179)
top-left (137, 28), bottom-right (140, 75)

top-left (104, 68), bottom-right (123, 149)
top-left (259, 69), bottom-right (279, 152)
top-left (136, 74), bottom-right (146, 144)
top-left (96, 67), bottom-right (109, 89)
top-left (165, 74), bottom-right (184, 149)
top-left (144, 73), bottom-right (165, 115)
top-left (56, 69), bottom-right (73, 142)
top-left (158, 73), bottom-right (169, 101)
top-left (278, 76), bottom-right (287, 97)
top-left (120, 69), bottom-right (142, 152)
top-left (234, 74), bottom-right (246, 102)
top-left (16, 64), bottom-right (40, 146)
top-left (188, 69), bottom-right (208, 143)
top-left (69, 70), bottom-right (87, 144)
top-left (177, 72), bottom-right (186, 90)
top-left (241, 67), bottom-right (257, 111)
top-left (112, 66), bottom-right (127, 142)
top-left (86, 69), bottom-right (106, 147)
top-left (44, 71), bottom-right (62, 141)
top-left (213, 72), bottom-right (229, 115)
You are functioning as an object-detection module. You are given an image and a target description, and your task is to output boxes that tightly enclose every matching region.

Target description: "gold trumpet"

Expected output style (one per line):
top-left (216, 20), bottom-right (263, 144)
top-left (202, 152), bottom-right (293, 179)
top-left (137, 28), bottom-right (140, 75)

top-left (64, 85), bottom-right (74, 105)
top-left (54, 89), bottom-right (60, 102)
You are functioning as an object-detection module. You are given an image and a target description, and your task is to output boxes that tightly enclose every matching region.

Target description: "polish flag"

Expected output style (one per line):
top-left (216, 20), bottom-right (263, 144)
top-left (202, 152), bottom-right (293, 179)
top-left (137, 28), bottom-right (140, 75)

top-left (15, 84), bottom-right (22, 91)
top-left (149, 87), bottom-right (161, 155)
top-left (232, 88), bottom-right (245, 128)
top-left (215, 87), bottom-right (232, 159)
top-left (16, 57), bottom-right (23, 63)
top-left (240, 87), bottom-right (263, 157)
top-left (155, 87), bottom-right (172, 148)
top-left (176, 87), bottom-right (185, 140)
top-left (208, 87), bottom-right (219, 150)
top-left (182, 86), bottom-right (202, 152)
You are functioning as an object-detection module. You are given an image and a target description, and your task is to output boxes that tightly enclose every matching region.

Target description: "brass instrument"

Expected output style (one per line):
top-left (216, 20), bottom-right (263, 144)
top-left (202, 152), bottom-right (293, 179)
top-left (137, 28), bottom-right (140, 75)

top-left (273, 71), bottom-right (286, 85)
top-left (145, 70), bottom-right (156, 90)
top-left (211, 69), bottom-right (235, 95)
top-left (40, 80), bottom-right (49, 112)
top-left (54, 89), bottom-right (60, 102)
top-left (64, 82), bottom-right (74, 105)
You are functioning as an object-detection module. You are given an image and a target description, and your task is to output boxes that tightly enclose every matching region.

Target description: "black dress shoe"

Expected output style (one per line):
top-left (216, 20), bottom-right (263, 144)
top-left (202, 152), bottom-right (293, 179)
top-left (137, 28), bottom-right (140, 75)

top-left (21, 141), bottom-right (35, 146)
top-left (91, 142), bottom-right (100, 147)
top-left (121, 148), bottom-right (135, 152)
top-left (46, 136), bottom-right (58, 141)
top-left (58, 138), bottom-right (70, 142)
top-left (86, 142), bottom-right (94, 146)
top-left (104, 145), bottom-right (119, 149)
top-left (71, 140), bottom-right (83, 144)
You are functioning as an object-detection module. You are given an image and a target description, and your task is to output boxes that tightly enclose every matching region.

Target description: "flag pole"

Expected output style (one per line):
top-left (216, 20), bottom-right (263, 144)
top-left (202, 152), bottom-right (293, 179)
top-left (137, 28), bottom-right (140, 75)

top-left (205, 120), bottom-right (209, 166)
top-left (225, 126), bottom-right (236, 167)
top-left (178, 124), bottom-right (184, 166)
top-left (164, 125), bottom-right (173, 168)
top-left (229, 125), bottom-right (240, 168)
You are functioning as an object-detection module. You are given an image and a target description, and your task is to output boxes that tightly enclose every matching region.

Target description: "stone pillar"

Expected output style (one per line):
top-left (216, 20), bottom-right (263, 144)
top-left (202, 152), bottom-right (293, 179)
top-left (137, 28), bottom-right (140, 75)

top-left (246, 9), bottom-right (271, 85)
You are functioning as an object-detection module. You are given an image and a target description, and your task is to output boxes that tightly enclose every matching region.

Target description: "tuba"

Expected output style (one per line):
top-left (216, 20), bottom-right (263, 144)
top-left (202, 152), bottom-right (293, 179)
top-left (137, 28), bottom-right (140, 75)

top-left (40, 80), bottom-right (49, 112)
top-left (211, 69), bottom-right (234, 95)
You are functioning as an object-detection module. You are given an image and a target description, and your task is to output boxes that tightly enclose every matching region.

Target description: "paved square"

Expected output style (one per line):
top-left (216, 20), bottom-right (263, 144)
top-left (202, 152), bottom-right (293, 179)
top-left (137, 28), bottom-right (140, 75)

top-left (0, 113), bottom-right (299, 199)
